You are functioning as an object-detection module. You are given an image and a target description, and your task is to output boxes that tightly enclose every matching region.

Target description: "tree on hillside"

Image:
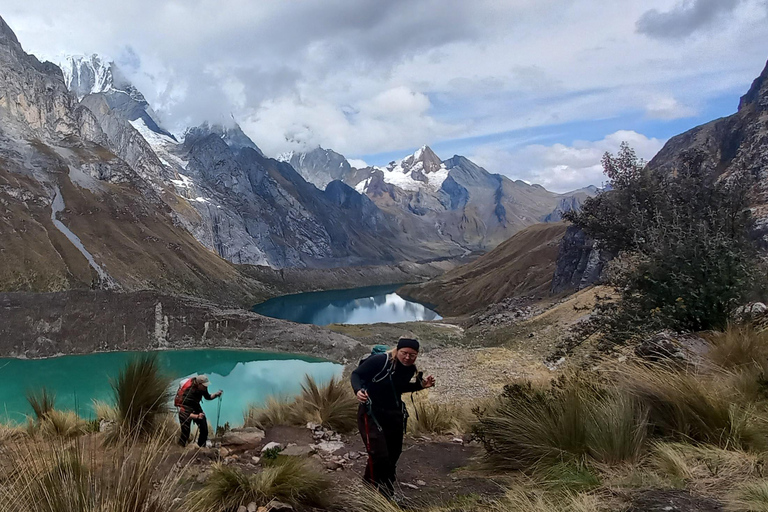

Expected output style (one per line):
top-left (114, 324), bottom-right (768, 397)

top-left (565, 143), bottom-right (762, 339)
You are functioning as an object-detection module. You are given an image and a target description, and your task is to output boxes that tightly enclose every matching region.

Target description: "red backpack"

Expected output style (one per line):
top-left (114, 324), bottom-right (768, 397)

top-left (174, 378), bottom-right (193, 408)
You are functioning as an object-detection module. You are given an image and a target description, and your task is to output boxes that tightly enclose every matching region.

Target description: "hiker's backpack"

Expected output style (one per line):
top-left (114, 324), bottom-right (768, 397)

top-left (174, 378), bottom-right (193, 408)
top-left (358, 344), bottom-right (389, 366)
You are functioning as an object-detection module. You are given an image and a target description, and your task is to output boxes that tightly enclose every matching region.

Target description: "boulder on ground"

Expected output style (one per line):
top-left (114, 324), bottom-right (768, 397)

top-left (222, 427), bottom-right (265, 448)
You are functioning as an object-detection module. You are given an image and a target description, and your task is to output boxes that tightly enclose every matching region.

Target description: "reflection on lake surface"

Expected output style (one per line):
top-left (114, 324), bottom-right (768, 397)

top-left (0, 350), bottom-right (341, 426)
top-left (252, 284), bottom-right (441, 325)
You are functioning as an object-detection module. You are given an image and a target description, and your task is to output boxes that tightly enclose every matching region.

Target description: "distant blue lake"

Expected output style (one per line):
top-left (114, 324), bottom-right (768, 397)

top-left (252, 284), bottom-right (441, 325)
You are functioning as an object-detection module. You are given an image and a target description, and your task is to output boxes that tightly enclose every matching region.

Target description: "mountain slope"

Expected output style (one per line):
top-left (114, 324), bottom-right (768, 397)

top-left (291, 144), bottom-right (595, 250)
top-left (399, 222), bottom-right (569, 316)
top-left (0, 15), bottom-right (267, 304)
top-left (648, 59), bottom-right (768, 220)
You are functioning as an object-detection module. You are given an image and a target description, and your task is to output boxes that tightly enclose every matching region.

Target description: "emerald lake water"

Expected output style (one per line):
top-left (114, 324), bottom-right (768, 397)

top-left (0, 350), bottom-right (341, 426)
top-left (252, 284), bottom-right (441, 325)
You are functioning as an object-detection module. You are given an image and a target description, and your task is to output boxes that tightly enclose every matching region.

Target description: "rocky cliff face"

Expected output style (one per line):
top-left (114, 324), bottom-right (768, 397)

top-left (278, 147), bottom-right (352, 190)
top-left (648, 60), bottom-right (768, 220)
top-left (0, 15), bottom-right (269, 303)
top-left (550, 226), bottom-right (610, 295)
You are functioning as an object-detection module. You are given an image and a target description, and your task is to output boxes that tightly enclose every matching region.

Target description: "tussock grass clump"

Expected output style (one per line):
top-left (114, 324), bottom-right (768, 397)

top-left (109, 354), bottom-right (172, 441)
top-left (298, 375), bottom-right (358, 433)
top-left (26, 387), bottom-right (55, 421)
top-left (186, 458), bottom-right (331, 511)
top-left (407, 397), bottom-right (474, 436)
top-left (39, 410), bottom-right (89, 439)
top-left (620, 364), bottom-right (767, 451)
top-left (474, 376), bottom-right (647, 470)
top-left (729, 481), bottom-right (768, 511)
top-left (244, 375), bottom-right (357, 433)
top-left (0, 435), bottom-right (184, 512)
top-left (705, 325), bottom-right (768, 370)
top-left (92, 400), bottom-right (118, 422)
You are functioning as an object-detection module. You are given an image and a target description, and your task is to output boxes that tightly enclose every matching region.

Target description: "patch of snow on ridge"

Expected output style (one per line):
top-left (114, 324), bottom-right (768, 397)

top-left (129, 119), bottom-right (188, 170)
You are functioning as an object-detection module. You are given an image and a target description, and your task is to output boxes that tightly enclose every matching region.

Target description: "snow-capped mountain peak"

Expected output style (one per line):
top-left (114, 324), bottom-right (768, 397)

top-left (379, 145), bottom-right (448, 191)
top-left (60, 54), bottom-right (114, 100)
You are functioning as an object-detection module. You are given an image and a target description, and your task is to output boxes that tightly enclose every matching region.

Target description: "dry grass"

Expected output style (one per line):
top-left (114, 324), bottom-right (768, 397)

top-left (107, 354), bottom-right (173, 442)
top-left (0, 434), bottom-right (184, 512)
top-left (26, 387), bottom-right (55, 421)
top-left (729, 481), bottom-right (768, 511)
top-left (186, 458), bottom-right (332, 511)
top-left (619, 363), bottom-right (768, 451)
top-left (244, 375), bottom-right (357, 433)
top-left (407, 396), bottom-right (474, 436)
top-left (475, 377), bottom-right (648, 470)
top-left (705, 325), bottom-right (768, 370)
top-left (38, 410), bottom-right (89, 439)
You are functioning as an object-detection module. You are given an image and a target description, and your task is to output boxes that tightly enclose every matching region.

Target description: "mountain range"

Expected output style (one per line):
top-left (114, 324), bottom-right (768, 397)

top-left (0, 14), bottom-right (596, 302)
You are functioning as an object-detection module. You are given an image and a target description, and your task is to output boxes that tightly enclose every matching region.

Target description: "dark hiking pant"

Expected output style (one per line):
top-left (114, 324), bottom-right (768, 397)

top-left (358, 404), bottom-right (405, 497)
top-left (179, 411), bottom-right (208, 447)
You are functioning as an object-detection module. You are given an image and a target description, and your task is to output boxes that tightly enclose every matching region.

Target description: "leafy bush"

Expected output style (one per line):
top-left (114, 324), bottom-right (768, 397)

top-left (109, 354), bottom-right (172, 441)
top-left (186, 458), bottom-right (331, 511)
top-left (565, 143), bottom-right (762, 339)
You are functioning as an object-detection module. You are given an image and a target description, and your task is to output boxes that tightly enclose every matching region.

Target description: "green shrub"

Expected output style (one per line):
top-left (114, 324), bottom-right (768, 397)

top-left (565, 144), bottom-right (762, 339)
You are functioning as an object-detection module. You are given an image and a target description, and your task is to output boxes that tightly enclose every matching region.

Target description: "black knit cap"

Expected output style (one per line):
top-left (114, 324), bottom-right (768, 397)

top-left (396, 337), bottom-right (420, 351)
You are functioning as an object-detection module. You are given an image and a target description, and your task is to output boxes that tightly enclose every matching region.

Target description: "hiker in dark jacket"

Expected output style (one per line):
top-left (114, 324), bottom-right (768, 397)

top-left (177, 374), bottom-right (222, 447)
top-left (350, 337), bottom-right (435, 496)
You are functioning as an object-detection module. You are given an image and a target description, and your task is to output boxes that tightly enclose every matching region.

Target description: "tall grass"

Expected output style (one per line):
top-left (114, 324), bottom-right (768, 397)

top-left (298, 375), bottom-right (358, 432)
top-left (244, 375), bottom-right (358, 433)
top-left (474, 378), bottom-right (648, 470)
top-left (108, 354), bottom-right (172, 441)
top-left (407, 397), bottom-right (473, 436)
top-left (729, 481), bottom-right (768, 511)
top-left (186, 458), bottom-right (332, 511)
top-left (39, 410), bottom-right (89, 439)
top-left (705, 325), bottom-right (768, 370)
top-left (27, 387), bottom-right (55, 421)
top-left (620, 363), bottom-right (767, 451)
top-left (0, 434), bottom-right (184, 512)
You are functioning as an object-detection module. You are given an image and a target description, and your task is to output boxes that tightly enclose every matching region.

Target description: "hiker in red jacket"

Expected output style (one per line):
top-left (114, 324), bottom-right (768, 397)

top-left (176, 374), bottom-right (222, 447)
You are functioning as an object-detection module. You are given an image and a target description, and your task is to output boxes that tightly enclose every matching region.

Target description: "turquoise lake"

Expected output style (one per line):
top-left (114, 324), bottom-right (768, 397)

top-left (0, 350), bottom-right (342, 427)
top-left (252, 284), bottom-right (441, 325)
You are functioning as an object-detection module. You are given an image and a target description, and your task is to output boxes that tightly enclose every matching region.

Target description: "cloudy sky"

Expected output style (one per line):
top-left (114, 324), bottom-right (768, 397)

top-left (3, 0), bottom-right (768, 192)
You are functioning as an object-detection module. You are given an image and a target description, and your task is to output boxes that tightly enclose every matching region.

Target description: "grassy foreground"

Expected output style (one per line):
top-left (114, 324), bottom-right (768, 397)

top-left (3, 326), bottom-right (768, 510)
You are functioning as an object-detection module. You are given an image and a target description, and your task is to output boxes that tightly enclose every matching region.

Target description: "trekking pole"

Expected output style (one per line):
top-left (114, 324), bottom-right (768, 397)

top-left (215, 395), bottom-right (222, 438)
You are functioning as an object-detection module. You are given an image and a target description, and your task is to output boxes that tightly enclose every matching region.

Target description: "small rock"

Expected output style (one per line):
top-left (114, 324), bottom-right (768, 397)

top-left (267, 501), bottom-right (294, 511)
top-left (316, 440), bottom-right (344, 453)
top-left (261, 442), bottom-right (283, 453)
top-left (347, 451), bottom-right (361, 460)
top-left (222, 427), bottom-right (266, 448)
top-left (247, 503), bottom-right (257, 512)
top-left (451, 437), bottom-right (463, 444)
top-left (219, 447), bottom-right (230, 458)
top-left (281, 445), bottom-right (315, 457)
top-left (237, 507), bottom-right (247, 512)
top-left (401, 482), bottom-right (418, 489)
top-left (306, 422), bottom-right (321, 430)
top-left (196, 471), bottom-right (209, 484)
top-left (251, 456), bottom-right (260, 463)
top-left (324, 461), bottom-right (342, 470)
top-left (416, 480), bottom-right (426, 486)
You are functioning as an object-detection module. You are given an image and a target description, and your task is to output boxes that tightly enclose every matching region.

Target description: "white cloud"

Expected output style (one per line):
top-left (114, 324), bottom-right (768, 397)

top-left (1, 0), bottom-right (766, 159)
top-left (469, 131), bottom-right (667, 193)
top-left (347, 158), bottom-right (369, 169)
